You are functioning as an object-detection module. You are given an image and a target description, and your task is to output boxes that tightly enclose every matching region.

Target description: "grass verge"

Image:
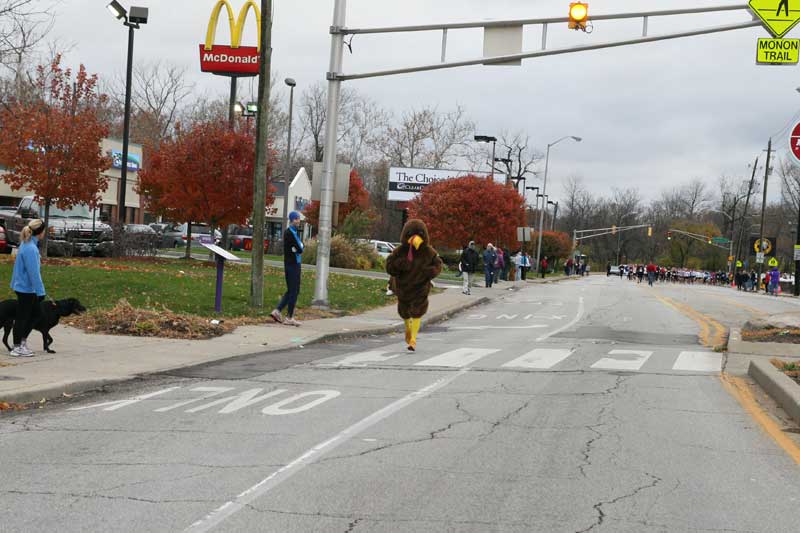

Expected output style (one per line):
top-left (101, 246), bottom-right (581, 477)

top-left (0, 257), bottom-right (393, 337)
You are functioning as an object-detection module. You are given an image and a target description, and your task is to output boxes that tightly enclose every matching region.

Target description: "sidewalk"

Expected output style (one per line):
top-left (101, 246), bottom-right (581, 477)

top-left (0, 286), bottom-right (504, 404)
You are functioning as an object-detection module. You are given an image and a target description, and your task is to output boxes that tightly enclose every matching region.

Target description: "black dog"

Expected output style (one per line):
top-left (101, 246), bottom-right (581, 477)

top-left (0, 298), bottom-right (86, 354)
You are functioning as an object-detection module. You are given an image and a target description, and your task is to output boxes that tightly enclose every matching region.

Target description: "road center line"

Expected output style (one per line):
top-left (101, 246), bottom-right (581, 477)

top-left (184, 369), bottom-right (469, 533)
top-left (535, 297), bottom-right (584, 342)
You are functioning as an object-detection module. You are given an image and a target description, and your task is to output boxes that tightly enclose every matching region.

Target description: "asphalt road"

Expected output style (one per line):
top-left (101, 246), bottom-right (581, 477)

top-left (2, 276), bottom-right (799, 532)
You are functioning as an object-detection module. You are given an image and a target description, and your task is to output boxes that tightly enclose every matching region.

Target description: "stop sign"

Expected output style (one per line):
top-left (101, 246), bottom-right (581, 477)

top-left (791, 122), bottom-right (800, 163)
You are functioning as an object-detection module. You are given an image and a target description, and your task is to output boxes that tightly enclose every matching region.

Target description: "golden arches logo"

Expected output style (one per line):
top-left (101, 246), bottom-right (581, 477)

top-left (204, 0), bottom-right (261, 51)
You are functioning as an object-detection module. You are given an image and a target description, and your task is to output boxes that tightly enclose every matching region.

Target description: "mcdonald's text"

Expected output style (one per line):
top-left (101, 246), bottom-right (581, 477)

top-left (199, 44), bottom-right (259, 75)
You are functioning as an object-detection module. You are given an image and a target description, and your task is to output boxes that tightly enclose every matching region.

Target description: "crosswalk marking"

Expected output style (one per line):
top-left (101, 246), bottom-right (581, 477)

top-left (415, 348), bottom-right (500, 368)
top-left (591, 349), bottom-right (653, 371)
top-left (319, 350), bottom-right (402, 367)
top-left (672, 351), bottom-right (722, 372)
top-left (502, 348), bottom-right (573, 369)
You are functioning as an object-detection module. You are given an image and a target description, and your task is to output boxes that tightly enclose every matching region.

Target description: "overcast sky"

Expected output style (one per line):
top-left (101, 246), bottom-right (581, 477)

top-left (49, 0), bottom-right (799, 201)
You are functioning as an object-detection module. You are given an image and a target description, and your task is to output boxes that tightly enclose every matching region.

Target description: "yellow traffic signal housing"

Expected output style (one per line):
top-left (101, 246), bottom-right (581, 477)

top-left (569, 2), bottom-right (589, 30)
top-left (647, 226), bottom-right (653, 237)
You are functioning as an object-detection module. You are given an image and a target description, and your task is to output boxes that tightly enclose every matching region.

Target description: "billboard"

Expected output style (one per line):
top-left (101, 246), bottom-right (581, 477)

top-left (110, 150), bottom-right (141, 172)
top-left (388, 167), bottom-right (507, 202)
top-left (199, 1), bottom-right (260, 76)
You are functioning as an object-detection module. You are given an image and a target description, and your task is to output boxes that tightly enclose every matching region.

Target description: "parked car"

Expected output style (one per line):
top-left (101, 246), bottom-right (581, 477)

top-left (123, 224), bottom-right (159, 255)
top-left (369, 240), bottom-right (395, 258)
top-left (0, 225), bottom-right (9, 254)
top-left (609, 265), bottom-right (621, 276)
top-left (148, 222), bottom-right (170, 237)
top-left (3, 196), bottom-right (112, 256)
top-left (160, 223), bottom-right (221, 248)
top-left (227, 225), bottom-right (254, 251)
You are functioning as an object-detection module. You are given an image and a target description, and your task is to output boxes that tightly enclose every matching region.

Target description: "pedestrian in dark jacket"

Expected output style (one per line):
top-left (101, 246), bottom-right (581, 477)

top-left (483, 244), bottom-right (497, 288)
top-left (460, 240), bottom-right (479, 295)
top-left (540, 256), bottom-right (548, 279)
top-left (271, 211), bottom-right (304, 326)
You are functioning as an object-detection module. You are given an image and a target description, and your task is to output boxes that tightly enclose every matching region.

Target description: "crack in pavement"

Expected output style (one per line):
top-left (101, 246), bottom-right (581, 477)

top-left (576, 375), bottom-right (629, 479)
top-left (575, 471), bottom-right (663, 533)
top-left (343, 517), bottom-right (363, 532)
top-left (1, 489), bottom-right (219, 505)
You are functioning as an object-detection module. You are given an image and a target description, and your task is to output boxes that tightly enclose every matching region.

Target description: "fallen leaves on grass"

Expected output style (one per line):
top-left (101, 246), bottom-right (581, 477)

top-left (68, 299), bottom-right (235, 339)
top-left (742, 328), bottom-right (800, 344)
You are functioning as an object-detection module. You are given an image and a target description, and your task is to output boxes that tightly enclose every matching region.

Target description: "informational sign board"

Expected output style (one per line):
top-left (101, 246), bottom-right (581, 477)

top-left (736, 260), bottom-right (744, 268)
top-left (312, 162), bottom-right (351, 203)
top-left (768, 256), bottom-right (780, 267)
top-left (110, 150), bottom-right (141, 171)
top-left (791, 122), bottom-right (800, 164)
top-left (757, 252), bottom-right (765, 264)
top-left (201, 243), bottom-right (240, 261)
top-left (756, 37), bottom-right (800, 64)
top-left (388, 167), bottom-right (507, 202)
top-left (199, 1), bottom-right (260, 76)
top-left (795, 244), bottom-right (800, 261)
top-left (749, 0), bottom-right (800, 38)
top-left (516, 227), bottom-right (533, 242)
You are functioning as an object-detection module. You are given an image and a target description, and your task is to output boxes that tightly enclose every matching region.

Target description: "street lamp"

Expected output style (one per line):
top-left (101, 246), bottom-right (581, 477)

top-left (548, 200), bottom-right (559, 231)
top-left (283, 77), bottom-right (297, 232)
top-left (474, 135), bottom-right (497, 180)
top-left (107, 1), bottom-right (148, 224)
top-left (535, 135), bottom-right (581, 272)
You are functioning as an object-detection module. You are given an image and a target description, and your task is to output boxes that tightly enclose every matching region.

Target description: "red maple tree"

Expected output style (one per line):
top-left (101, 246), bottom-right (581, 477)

top-left (138, 119), bottom-right (276, 248)
top-left (303, 169), bottom-right (373, 228)
top-left (408, 175), bottom-right (525, 250)
top-left (0, 55), bottom-right (111, 256)
top-left (530, 231), bottom-right (572, 260)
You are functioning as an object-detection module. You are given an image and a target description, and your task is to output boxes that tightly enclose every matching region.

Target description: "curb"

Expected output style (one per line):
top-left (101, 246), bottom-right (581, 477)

top-left (728, 327), bottom-right (800, 357)
top-left (0, 295), bottom-right (493, 406)
top-left (748, 359), bottom-right (800, 426)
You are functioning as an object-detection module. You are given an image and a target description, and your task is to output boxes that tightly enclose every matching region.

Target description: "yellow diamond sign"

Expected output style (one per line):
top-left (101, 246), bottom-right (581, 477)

top-left (749, 0), bottom-right (800, 38)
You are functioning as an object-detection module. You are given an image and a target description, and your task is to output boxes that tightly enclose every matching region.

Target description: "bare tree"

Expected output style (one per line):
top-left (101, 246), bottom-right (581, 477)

top-left (489, 131), bottom-right (542, 184)
top-left (298, 81), bottom-right (361, 163)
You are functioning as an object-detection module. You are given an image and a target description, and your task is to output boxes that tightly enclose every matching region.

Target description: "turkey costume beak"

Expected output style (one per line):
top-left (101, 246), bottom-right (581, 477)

top-left (409, 235), bottom-right (423, 250)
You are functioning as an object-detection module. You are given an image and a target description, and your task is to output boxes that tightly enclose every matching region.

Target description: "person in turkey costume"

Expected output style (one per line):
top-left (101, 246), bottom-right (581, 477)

top-left (385, 219), bottom-right (443, 351)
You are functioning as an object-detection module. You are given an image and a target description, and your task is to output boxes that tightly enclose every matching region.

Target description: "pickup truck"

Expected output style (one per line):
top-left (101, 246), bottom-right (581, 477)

top-left (1, 196), bottom-right (113, 256)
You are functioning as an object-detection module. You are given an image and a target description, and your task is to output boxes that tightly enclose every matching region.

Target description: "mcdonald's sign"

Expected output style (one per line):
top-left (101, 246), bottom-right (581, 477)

top-left (199, 0), bottom-right (260, 76)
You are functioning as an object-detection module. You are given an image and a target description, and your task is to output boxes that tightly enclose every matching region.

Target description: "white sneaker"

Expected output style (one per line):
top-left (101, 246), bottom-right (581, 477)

top-left (270, 309), bottom-right (283, 323)
top-left (10, 345), bottom-right (33, 357)
top-left (284, 317), bottom-right (302, 327)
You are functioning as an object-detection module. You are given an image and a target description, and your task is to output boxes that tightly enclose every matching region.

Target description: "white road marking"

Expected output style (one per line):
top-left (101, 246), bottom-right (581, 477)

top-left (154, 387), bottom-right (235, 412)
top-left (497, 314), bottom-right (518, 320)
top-left (672, 351), bottom-right (722, 372)
top-left (591, 350), bottom-right (653, 371)
top-left (414, 347), bottom-right (500, 368)
top-left (502, 348), bottom-right (574, 369)
top-left (450, 324), bottom-right (548, 330)
top-left (536, 297), bottom-right (585, 342)
top-left (261, 390), bottom-right (341, 415)
top-left (68, 387), bottom-right (181, 411)
top-left (184, 370), bottom-right (468, 533)
top-left (319, 350), bottom-right (404, 367)
top-left (185, 388), bottom-right (287, 414)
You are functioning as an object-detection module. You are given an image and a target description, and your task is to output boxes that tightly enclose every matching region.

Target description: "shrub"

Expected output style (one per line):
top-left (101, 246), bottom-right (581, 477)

top-left (302, 234), bottom-right (381, 270)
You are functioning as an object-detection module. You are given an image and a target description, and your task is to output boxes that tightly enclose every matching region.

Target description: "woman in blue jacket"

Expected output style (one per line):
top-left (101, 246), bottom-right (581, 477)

top-left (10, 219), bottom-right (46, 357)
top-left (271, 211), bottom-right (304, 327)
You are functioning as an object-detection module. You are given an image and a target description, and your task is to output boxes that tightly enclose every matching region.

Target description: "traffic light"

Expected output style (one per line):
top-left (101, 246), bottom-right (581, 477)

top-left (569, 2), bottom-right (589, 30)
top-left (611, 225), bottom-right (616, 235)
top-left (707, 236), bottom-right (712, 245)
top-left (647, 226), bottom-right (652, 237)
top-left (667, 231), bottom-right (672, 240)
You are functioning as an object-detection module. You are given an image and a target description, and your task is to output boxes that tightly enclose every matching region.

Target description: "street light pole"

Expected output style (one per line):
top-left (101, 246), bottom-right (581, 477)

top-left (757, 138), bottom-right (772, 292)
top-left (282, 78), bottom-right (296, 232)
top-left (312, 0), bottom-right (346, 308)
top-left (535, 135), bottom-right (580, 274)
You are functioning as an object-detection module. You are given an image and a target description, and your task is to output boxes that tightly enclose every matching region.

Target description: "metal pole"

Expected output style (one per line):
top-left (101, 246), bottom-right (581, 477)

top-left (735, 156), bottom-right (759, 272)
top-left (551, 202), bottom-right (558, 231)
top-left (795, 199), bottom-right (800, 296)
top-left (228, 76), bottom-right (238, 128)
top-left (535, 143), bottom-right (550, 273)
top-left (118, 23), bottom-right (135, 224)
top-left (312, 0), bottom-right (347, 308)
top-left (491, 140), bottom-right (496, 182)
top-left (282, 85), bottom-right (294, 231)
top-left (250, 0), bottom-right (273, 307)
top-left (758, 138), bottom-right (771, 292)
top-left (728, 200), bottom-right (736, 277)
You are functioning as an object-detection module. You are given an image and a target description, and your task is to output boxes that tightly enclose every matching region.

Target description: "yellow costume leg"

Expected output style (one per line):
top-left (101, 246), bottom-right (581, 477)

top-left (408, 318), bottom-right (421, 351)
top-left (404, 319), bottom-right (412, 345)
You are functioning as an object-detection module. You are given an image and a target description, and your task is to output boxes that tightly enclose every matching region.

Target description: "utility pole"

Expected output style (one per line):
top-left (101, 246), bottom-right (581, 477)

top-left (250, 0), bottom-right (273, 307)
top-left (734, 156), bottom-right (759, 274)
top-left (757, 139), bottom-right (771, 293)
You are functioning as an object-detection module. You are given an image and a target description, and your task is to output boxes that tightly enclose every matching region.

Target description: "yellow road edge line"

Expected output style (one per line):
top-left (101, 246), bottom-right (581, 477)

top-left (720, 375), bottom-right (800, 465)
top-left (653, 292), bottom-right (800, 464)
